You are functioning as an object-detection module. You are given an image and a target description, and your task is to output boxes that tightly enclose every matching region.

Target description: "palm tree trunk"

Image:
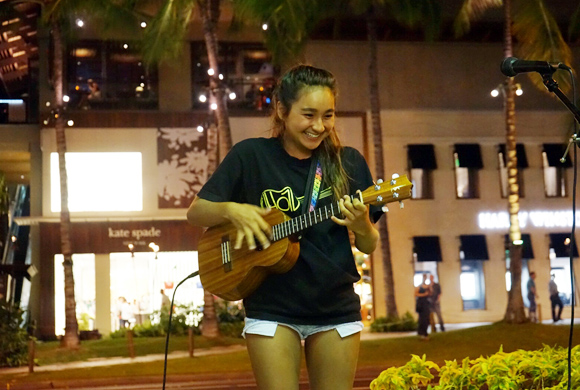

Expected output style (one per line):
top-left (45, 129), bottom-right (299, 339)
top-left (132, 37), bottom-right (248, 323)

top-left (53, 25), bottom-right (79, 348)
top-left (201, 122), bottom-right (220, 338)
top-left (503, 0), bottom-right (526, 324)
top-left (198, 0), bottom-right (232, 156)
top-left (367, 14), bottom-right (398, 319)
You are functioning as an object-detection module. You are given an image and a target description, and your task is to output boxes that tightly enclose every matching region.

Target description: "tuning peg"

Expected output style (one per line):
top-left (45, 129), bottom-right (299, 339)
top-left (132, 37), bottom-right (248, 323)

top-left (382, 205), bottom-right (389, 212)
top-left (399, 201), bottom-right (404, 209)
top-left (393, 192), bottom-right (399, 198)
top-left (376, 195), bottom-right (383, 202)
top-left (390, 173), bottom-right (399, 186)
top-left (377, 178), bottom-right (384, 184)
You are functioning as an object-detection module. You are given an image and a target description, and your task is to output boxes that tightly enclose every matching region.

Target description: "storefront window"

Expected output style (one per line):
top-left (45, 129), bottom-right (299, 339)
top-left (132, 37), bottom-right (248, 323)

top-left (66, 40), bottom-right (158, 110)
top-left (54, 254), bottom-right (96, 336)
top-left (453, 144), bottom-right (483, 199)
top-left (353, 249), bottom-right (373, 322)
top-left (109, 251), bottom-right (203, 331)
top-left (191, 42), bottom-right (276, 111)
top-left (460, 261), bottom-right (486, 310)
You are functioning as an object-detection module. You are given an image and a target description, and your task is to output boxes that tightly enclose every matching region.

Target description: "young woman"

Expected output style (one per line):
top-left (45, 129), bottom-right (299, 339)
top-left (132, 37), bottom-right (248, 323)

top-left (187, 65), bottom-right (382, 390)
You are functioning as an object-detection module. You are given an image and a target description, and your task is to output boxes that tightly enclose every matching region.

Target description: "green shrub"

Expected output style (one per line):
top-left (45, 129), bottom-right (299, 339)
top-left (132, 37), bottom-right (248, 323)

top-left (371, 311), bottom-right (418, 333)
top-left (0, 301), bottom-right (29, 367)
top-left (110, 304), bottom-right (201, 338)
top-left (214, 300), bottom-right (244, 338)
top-left (370, 345), bottom-right (580, 390)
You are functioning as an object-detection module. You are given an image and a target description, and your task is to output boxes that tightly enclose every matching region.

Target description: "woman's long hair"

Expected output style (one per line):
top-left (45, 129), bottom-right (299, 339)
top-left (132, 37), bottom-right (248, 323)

top-left (271, 64), bottom-right (350, 200)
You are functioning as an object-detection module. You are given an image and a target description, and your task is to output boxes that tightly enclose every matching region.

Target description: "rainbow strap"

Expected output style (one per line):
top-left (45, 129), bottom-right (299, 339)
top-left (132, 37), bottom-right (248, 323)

top-left (309, 161), bottom-right (322, 212)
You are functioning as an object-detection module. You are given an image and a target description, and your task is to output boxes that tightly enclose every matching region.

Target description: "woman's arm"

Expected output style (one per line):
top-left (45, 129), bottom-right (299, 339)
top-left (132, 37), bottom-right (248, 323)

top-left (187, 196), bottom-right (273, 250)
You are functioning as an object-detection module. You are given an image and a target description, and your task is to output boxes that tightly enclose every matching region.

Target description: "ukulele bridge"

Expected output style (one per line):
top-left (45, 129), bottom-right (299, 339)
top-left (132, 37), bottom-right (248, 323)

top-left (221, 235), bottom-right (232, 272)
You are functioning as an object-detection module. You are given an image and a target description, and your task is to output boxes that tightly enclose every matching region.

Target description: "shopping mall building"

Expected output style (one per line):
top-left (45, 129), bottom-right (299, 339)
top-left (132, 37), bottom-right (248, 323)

top-left (1, 7), bottom-right (579, 340)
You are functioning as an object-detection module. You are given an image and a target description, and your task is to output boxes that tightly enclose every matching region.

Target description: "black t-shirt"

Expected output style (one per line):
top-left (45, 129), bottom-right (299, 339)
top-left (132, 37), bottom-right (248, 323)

top-left (197, 137), bottom-right (382, 325)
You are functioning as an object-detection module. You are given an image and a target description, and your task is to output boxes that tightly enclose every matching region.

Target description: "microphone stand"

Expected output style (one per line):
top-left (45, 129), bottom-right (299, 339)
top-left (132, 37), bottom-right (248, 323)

top-left (540, 72), bottom-right (580, 162)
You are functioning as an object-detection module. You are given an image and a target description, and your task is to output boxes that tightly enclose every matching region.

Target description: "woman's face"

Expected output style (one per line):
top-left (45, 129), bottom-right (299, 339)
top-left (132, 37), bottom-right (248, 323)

top-left (279, 86), bottom-right (335, 159)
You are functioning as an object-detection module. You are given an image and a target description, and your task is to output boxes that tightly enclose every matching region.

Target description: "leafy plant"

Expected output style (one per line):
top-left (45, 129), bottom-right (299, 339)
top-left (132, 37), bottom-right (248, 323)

top-left (371, 311), bottom-right (418, 333)
top-left (0, 301), bottom-right (29, 367)
top-left (370, 345), bottom-right (580, 390)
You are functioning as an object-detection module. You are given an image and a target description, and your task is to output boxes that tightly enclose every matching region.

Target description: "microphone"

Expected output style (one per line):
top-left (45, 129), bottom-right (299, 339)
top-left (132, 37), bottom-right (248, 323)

top-left (501, 57), bottom-right (569, 77)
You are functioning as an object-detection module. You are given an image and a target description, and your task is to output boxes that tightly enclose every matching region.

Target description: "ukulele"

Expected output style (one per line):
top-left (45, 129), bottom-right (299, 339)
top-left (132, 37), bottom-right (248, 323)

top-left (197, 174), bottom-right (413, 300)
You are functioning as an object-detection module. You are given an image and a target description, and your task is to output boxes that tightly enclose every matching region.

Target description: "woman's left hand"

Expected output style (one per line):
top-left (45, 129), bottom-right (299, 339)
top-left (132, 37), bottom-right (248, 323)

top-left (331, 190), bottom-right (373, 235)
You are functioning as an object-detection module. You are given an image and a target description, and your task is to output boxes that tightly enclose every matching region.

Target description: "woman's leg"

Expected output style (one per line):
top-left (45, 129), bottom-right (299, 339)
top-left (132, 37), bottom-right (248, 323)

top-left (304, 330), bottom-right (360, 390)
top-left (245, 325), bottom-right (303, 390)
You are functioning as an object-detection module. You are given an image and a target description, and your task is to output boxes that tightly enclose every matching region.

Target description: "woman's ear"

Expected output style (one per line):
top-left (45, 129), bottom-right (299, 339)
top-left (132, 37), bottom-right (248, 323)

top-left (276, 101), bottom-right (286, 120)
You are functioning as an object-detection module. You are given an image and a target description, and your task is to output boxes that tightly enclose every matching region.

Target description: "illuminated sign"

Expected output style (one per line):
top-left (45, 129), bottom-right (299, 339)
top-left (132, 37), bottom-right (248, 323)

top-left (478, 210), bottom-right (576, 230)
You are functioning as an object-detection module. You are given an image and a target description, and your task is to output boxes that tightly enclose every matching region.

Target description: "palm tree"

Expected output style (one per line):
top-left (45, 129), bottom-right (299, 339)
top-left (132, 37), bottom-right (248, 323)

top-left (455, 0), bottom-right (574, 324)
top-left (1, 0), bottom-right (146, 348)
top-left (141, 0), bottom-right (237, 338)
top-left (234, 0), bottom-right (439, 319)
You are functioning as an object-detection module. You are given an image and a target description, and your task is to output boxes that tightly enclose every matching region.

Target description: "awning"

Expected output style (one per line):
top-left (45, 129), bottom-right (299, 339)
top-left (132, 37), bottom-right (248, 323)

top-left (543, 144), bottom-right (572, 168)
top-left (459, 234), bottom-right (489, 260)
top-left (408, 144), bottom-right (437, 169)
top-left (413, 236), bottom-right (442, 262)
top-left (549, 233), bottom-right (579, 258)
top-left (454, 144), bottom-right (483, 169)
top-left (504, 233), bottom-right (534, 259)
top-left (498, 143), bottom-right (529, 168)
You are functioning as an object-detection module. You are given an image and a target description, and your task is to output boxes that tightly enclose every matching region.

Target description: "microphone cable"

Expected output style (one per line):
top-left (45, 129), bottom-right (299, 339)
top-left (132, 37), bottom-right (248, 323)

top-left (161, 270), bottom-right (199, 390)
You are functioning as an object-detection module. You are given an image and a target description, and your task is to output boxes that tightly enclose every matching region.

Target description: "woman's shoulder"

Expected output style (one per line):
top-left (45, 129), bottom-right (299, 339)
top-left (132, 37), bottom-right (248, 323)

top-left (233, 137), bottom-right (279, 152)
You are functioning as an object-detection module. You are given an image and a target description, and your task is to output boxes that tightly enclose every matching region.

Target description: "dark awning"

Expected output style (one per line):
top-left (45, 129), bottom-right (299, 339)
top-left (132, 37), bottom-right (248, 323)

top-left (549, 233), bottom-right (579, 258)
top-left (408, 144), bottom-right (437, 169)
top-left (543, 144), bottom-right (572, 168)
top-left (498, 143), bottom-right (529, 168)
top-left (454, 144), bottom-right (483, 169)
top-left (413, 236), bottom-right (442, 262)
top-left (504, 233), bottom-right (534, 259)
top-left (459, 234), bottom-right (489, 260)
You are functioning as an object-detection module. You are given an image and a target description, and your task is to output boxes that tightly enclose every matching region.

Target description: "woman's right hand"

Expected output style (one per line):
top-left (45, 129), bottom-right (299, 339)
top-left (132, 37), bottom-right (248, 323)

top-left (224, 203), bottom-right (273, 250)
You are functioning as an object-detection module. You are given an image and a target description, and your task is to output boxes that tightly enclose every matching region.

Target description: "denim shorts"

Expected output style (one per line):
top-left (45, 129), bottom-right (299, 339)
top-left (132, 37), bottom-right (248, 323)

top-left (242, 317), bottom-right (364, 340)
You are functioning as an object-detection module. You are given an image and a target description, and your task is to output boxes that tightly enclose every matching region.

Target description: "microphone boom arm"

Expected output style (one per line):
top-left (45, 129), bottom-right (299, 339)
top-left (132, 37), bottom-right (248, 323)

top-left (540, 74), bottom-right (580, 163)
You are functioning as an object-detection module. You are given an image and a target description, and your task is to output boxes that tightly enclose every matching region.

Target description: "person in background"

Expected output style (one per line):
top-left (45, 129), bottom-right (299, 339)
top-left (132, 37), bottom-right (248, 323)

top-left (527, 271), bottom-right (538, 323)
top-left (160, 289), bottom-right (171, 313)
top-left (428, 274), bottom-right (445, 332)
top-left (415, 274), bottom-right (431, 340)
top-left (549, 274), bottom-right (563, 323)
top-left (187, 64), bottom-right (382, 390)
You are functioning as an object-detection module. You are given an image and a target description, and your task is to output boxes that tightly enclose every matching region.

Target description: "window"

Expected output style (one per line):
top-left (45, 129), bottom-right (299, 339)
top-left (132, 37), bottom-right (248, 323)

top-left (459, 235), bottom-right (488, 310)
top-left (51, 152), bottom-right (143, 212)
top-left (454, 144), bottom-right (483, 199)
top-left (543, 144), bottom-right (571, 198)
top-left (413, 236), bottom-right (442, 286)
top-left (66, 40), bottom-right (158, 110)
top-left (407, 144), bottom-right (436, 199)
top-left (498, 144), bottom-right (528, 198)
top-left (191, 42), bottom-right (276, 111)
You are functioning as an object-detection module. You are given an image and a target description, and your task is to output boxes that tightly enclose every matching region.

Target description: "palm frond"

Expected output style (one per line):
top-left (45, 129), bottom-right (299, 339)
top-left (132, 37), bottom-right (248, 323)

top-left (512, 0), bottom-right (573, 93)
top-left (233, 0), bottom-right (330, 65)
top-left (140, 0), bottom-right (196, 66)
top-left (386, 0), bottom-right (441, 41)
top-left (569, 2), bottom-right (580, 42)
top-left (453, 0), bottom-right (502, 38)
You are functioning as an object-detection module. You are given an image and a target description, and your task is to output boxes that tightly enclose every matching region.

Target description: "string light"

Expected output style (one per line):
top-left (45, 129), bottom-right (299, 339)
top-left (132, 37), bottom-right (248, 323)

top-left (196, 125), bottom-right (204, 133)
top-left (76, 19), bottom-right (84, 28)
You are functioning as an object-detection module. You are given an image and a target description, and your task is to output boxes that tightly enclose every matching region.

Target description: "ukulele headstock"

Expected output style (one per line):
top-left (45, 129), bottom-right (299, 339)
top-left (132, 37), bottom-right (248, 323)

top-left (361, 174), bottom-right (413, 207)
